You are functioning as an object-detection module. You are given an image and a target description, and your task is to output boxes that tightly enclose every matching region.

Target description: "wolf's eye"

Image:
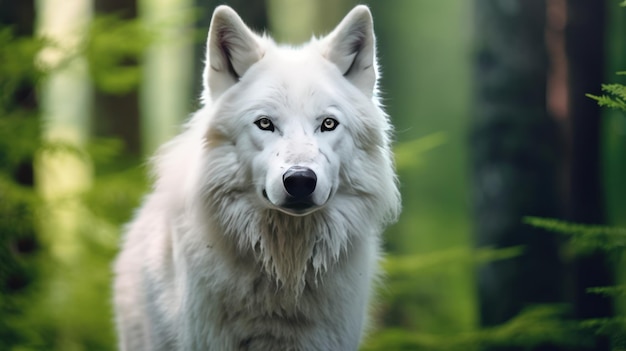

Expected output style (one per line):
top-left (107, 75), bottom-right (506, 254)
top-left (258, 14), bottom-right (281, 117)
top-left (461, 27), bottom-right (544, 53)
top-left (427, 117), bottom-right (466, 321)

top-left (254, 117), bottom-right (275, 132)
top-left (321, 117), bottom-right (339, 132)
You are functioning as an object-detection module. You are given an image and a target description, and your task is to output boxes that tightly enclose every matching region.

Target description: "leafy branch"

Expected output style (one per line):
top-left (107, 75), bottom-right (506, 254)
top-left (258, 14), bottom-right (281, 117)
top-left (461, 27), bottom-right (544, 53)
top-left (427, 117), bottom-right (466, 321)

top-left (525, 216), bottom-right (626, 253)
top-left (586, 72), bottom-right (626, 112)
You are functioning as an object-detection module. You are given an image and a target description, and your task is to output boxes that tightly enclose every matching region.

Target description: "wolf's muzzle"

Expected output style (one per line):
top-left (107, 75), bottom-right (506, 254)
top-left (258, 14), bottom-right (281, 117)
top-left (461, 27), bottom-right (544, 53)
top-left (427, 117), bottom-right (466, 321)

top-left (282, 166), bottom-right (317, 211)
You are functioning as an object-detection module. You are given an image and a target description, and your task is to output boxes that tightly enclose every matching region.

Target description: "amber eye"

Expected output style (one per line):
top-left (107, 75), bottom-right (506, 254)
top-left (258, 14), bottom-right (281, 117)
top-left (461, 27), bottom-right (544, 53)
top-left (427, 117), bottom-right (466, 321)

top-left (321, 117), bottom-right (339, 132)
top-left (254, 117), bottom-right (275, 132)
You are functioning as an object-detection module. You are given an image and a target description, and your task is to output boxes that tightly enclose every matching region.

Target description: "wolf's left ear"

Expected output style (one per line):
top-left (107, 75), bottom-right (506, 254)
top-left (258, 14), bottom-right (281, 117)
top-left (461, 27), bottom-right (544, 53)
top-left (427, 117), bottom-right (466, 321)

top-left (203, 6), bottom-right (264, 101)
top-left (321, 5), bottom-right (377, 97)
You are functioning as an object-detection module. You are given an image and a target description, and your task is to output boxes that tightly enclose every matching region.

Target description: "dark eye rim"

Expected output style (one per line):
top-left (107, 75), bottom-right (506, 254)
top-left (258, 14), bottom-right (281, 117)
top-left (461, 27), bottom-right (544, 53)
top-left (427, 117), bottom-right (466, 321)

top-left (320, 117), bottom-right (339, 132)
top-left (254, 117), bottom-right (275, 132)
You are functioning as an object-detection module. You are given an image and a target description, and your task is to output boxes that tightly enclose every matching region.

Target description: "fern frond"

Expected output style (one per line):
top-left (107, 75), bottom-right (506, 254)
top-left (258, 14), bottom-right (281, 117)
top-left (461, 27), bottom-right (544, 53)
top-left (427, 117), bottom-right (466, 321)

top-left (363, 305), bottom-right (583, 351)
top-left (480, 305), bottom-right (582, 348)
top-left (587, 73), bottom-right (626, 111)
top-left (524, 217), bottom-right (626, 252)
top-left (587, 285), bottom-right (626, 297)
top-left (602, 83), bottom-right (626, 101)
top-left (383, 246), bottom-right (523, 276)
top-left (586, 93), bottom-right (626, 111)
top-left (580, 317), bottom-right (626, 336)
top-left (525, 217), bottom-right (626, 236)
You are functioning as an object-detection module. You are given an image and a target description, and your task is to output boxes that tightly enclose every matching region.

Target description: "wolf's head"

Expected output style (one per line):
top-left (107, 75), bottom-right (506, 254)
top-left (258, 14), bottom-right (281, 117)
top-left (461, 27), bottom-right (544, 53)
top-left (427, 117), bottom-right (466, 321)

top-left (202, 5), bottom-right (397, 216)
top-left (189, 5), bottom-right (399, 292)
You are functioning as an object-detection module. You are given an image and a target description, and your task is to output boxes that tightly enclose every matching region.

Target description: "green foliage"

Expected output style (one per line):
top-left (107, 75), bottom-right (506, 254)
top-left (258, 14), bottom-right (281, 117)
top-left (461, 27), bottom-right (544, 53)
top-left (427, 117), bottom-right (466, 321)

top-left (0, 28), bottom-right (45, 116)
top-left (86, 15), bottom-right (152, 94)
top-left (580, 317), bottom-right (626, 347)
top-left (0, 178), bottom-right (40, 348)
top-left (524, 216), bottom-right (626, 254)
top-left (33, 164), bottom-right (146, 351)
top-left (588, 285), bottom-right (626, 298)
top-left (586, 72), bottom-right (626, 112)
top-left (394, 132), bottom-right (448, 171)
top-left (370, 210), bottom-right (626, 349)
top-left (383, 246), bottom-right (523, 276)
top-left (525, 216), bottom-right (626, 349)
top-left (365, 245), bottom-right (597, 351)
top-left (365, 304), bottom-right (583, 351)
top-left (0, 26), bottom-right (43, 349)
top-left (0, 12), bottom-right (150, 349)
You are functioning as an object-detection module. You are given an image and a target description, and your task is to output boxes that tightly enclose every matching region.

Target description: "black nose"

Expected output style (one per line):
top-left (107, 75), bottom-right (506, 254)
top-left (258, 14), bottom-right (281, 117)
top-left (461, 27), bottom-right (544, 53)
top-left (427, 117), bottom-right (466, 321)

top-left (283, 166), bottom-right (317, 200)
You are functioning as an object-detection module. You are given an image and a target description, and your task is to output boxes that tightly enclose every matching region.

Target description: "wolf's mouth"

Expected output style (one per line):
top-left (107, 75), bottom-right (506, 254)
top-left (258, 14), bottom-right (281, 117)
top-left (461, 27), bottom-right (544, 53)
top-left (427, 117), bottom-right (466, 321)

top-left (262, 189), bottom-right (319, 216)
top-left (283, 196), bottom-right (316, 211)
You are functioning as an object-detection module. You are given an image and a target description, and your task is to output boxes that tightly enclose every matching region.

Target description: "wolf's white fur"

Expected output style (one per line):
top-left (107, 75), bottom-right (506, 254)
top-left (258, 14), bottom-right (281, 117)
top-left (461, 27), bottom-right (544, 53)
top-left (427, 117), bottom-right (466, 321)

top-left (113, 5), bottom-right (400, 351)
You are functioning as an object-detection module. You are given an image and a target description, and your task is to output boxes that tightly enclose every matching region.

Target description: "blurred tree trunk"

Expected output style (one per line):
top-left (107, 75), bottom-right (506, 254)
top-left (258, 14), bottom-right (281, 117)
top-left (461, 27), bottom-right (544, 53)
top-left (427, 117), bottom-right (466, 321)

top-left (139, 0), bottom-right (194, 155)
top-left (565, 1), bottom-right (611, 349)
top-left (35, 0), bottom-right (94, 349)
top-left (605, 0), bottom-right (626, 326)
top-left (471, 0), bottom-right (565, 349)
top-left (472, 0), bottom-right (611, 350)
top-left (36, 0), bottom-right (93, 265)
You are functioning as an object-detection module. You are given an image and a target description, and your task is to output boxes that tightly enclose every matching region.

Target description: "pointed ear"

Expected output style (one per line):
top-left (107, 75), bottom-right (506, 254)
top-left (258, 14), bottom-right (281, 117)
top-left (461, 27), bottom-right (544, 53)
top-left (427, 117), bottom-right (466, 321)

top-left (203, 6), bottom-right (264, 101)
top-left (321, 5), bottom-right (377, 97)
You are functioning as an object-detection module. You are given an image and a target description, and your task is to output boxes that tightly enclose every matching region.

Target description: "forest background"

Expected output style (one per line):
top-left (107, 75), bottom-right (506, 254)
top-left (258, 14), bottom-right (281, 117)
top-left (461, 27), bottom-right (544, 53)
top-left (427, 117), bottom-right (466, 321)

top-left (1, 0), bottom-right (625, 350)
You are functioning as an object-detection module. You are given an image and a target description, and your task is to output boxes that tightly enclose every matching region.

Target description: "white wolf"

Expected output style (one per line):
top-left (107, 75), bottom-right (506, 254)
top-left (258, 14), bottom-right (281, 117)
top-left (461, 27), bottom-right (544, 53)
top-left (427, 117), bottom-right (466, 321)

top-left (113, 5), bottom-right (400, 351)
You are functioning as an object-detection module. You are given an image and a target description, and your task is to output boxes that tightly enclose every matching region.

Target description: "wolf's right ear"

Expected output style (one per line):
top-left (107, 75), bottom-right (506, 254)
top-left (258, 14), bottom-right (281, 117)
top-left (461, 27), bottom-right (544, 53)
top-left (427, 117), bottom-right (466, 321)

top-left (203, 6), bottom-right (264, 101)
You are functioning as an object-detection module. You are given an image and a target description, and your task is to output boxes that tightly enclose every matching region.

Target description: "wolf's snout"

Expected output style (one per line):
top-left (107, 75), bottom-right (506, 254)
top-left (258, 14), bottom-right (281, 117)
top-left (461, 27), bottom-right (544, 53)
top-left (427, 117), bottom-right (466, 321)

top-left (283, 166), bottom-right (317, 199)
